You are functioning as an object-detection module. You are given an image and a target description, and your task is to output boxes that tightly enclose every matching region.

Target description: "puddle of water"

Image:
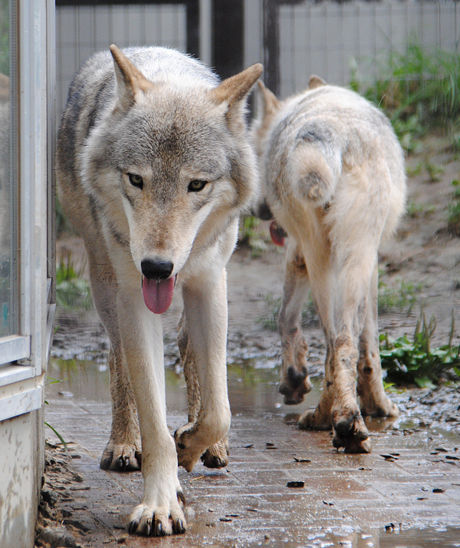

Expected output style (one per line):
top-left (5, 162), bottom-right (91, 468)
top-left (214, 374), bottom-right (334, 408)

top-left (47, 356), bottom-right (321, 417)
top-left (314, 526), bottom-right (460, 548)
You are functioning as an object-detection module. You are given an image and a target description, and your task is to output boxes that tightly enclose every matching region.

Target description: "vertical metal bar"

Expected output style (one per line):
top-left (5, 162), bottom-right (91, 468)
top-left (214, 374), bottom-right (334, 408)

top-left (211, 0), bottom-right (243, 78)
top-left (263, 0), bottom-right (279, 95)
top-left (186, 0), bottom-right (200, 58)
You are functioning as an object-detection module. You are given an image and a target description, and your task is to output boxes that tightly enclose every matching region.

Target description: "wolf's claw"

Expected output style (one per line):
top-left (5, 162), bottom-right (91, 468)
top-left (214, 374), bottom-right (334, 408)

top-left (100, 443), bottom-right (141, 472)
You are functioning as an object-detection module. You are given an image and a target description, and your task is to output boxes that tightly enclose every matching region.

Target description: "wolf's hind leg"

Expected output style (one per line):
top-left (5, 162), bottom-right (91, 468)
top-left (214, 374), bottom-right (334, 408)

top-left (86, 247), bottom-right (141, 472)
top-left (278, 242), bottom-right (312, 405)
top-left (178, 314), bottom-right (229, 469)
top-left (321, 249), bottom-right (378, 453)
top-left (358, 266), bottom-right (399, 419)
top-left (298, 241), bottom-right (371, 453)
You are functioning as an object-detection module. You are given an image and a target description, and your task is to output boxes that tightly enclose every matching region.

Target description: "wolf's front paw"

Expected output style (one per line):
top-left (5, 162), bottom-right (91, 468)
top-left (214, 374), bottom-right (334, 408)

top-left (279, 364), bottom-right (312, 405)
top-left (201, 438), bottom-right (229, 469)
top-left (128, 491), bottom-right (186, 537)
top-left (174, 424), bottom-right (203, 472)
top-left (332, 408), bottom-right (371, 454)
top-left (100, 441), bottom-right (141, 471)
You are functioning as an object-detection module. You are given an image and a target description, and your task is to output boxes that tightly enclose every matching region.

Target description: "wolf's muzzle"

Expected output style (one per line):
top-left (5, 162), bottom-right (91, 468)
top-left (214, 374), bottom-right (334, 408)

top-left (141, 258), bottom-right (174, 280)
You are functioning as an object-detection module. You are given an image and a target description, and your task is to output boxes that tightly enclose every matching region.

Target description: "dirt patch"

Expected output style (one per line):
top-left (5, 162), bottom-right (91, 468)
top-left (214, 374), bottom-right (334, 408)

top-left (35, 443), bottom-right (88, 548)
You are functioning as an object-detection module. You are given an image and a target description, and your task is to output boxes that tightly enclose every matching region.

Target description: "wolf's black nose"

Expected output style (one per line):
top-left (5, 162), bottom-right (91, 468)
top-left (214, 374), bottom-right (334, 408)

top-left (141, 258), bottom-right (174, 280)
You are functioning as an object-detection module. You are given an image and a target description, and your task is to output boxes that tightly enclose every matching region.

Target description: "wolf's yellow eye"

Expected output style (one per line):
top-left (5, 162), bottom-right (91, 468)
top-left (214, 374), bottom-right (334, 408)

top-left (188, 179), bottom-right (208, 192)
top-left (128, 173), bottom-right (144, 189)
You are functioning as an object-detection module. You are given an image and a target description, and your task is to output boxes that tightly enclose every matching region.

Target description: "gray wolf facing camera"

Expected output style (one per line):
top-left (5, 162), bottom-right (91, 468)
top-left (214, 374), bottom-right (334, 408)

top-left (253, 76), bottom-right (406, 454)
top-left (57, 44), bottom-right (261, 536)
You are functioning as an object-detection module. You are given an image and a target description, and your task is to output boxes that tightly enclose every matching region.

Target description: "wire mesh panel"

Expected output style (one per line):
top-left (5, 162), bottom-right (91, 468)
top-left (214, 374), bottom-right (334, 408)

top-left (56, 4), bottom-right (187, 118)
top-left (260, 0), bottom-right (459, 98)
top-left (55, 1), bottom-right (460, 113)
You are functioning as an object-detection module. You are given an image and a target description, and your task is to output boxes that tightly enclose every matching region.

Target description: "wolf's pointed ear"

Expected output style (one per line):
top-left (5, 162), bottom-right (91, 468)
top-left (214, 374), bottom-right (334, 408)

top-left (109, 44), bottom-right (153, 110)
top-left (308, 75), bottom-right (326, 90)
top-left (257, 80), bottom-right (281, 118)
top-left (209, 64), bottom-right (263, 128)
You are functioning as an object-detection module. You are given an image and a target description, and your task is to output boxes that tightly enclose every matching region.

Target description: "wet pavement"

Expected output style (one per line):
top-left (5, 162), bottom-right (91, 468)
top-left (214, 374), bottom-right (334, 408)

top-left (44, 351), bottom-right (460, 547)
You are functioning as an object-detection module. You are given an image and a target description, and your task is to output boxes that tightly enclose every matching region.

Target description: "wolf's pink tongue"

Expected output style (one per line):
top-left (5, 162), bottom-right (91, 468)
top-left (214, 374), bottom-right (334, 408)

top-left (269, 220), bottom-right (286, 247)
top-left (142, 276), bottom-right (175, 314)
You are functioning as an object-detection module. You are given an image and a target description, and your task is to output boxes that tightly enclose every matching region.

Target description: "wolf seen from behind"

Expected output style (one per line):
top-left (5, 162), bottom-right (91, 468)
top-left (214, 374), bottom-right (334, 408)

top-left (56, 44), bottom-right (262, 536)
top-left (253, 76), bottom-right (406, 454)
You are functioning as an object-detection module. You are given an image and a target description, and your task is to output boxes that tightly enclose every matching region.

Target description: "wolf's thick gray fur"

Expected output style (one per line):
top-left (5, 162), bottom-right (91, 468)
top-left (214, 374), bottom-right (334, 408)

top-left (57, 45), bottom-right (262, 537)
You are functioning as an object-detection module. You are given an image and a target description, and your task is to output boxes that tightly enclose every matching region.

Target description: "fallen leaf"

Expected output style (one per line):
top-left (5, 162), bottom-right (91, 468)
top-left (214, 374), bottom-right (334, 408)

top-left (293, 456), bottom-right (311, 463)
top-left (287, 481), bottom-right (304, 488)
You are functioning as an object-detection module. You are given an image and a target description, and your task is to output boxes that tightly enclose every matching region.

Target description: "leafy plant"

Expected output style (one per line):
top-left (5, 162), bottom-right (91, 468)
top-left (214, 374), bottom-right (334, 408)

top-left (380, 312), bottom-right (460, 388)
top-left (56, 255), bottom-right (92, 310)
top-left (448, 179), bottom-right (460, 237)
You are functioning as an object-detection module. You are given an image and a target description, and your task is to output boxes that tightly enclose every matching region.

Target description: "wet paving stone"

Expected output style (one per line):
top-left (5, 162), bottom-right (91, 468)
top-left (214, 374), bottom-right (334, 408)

top-left (43, 359), bottom-right (460, 547)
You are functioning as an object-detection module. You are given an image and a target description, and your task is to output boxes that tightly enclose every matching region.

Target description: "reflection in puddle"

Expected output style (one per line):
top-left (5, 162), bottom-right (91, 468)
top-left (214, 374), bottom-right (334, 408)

top-left (47, 357), bottom-right (322, 417)
top-left (315, 525), bottom-right (460, 548)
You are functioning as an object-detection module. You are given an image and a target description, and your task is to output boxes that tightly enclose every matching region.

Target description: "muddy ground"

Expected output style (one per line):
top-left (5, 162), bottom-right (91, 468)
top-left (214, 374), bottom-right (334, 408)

top-left (36, 135), bottom-right (460, 546)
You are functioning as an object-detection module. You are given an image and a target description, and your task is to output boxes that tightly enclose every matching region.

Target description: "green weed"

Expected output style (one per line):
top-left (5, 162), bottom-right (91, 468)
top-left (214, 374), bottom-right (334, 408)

top-left (44, 421), bottom-right (68, 449)
top-left (406, 162), bottom-right (423, 178)
top-left (238, 215), bottom-right (268, 257)
top-left (351, 43), bottom-right (460, 152)
top-left (406, 200), bottom-right (436, 219)
top-left (406, 159), bottom-right (444, 182)
top-left (425, 161), bottom-right (445, 182)
top-left (380, 312), bottom-right (460, 388)
top-left (44, 376), bottom-right (68, 449)
top-left (378, 277), bottom-right (422, 314)
top-left (56, 255), bottom-right (92, 310)
top-left (447, 179), bottom-right (460, 236)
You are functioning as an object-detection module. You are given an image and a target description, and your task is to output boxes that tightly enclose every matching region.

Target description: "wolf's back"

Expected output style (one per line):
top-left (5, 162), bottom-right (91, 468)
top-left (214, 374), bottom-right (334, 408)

top-left (264, 84), bottom-right (406, 239)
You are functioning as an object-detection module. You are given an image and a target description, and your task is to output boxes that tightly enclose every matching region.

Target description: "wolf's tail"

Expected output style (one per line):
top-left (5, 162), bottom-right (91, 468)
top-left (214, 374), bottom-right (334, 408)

top-left (291, 130), bottom-right (341, 207)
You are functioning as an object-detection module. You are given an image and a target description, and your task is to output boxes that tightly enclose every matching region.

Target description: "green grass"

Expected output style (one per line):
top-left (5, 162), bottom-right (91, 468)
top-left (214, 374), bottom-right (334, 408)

top-left (405, 200), bottom-right (436, 219)
top-left (378, 277), bottom-right (422, 314)
top-left (351, 43), bottom-right (460, 152)
top-left (380, 312), bottom-right (460, 388)
top-left (56, 255), bottom-right (92, 310)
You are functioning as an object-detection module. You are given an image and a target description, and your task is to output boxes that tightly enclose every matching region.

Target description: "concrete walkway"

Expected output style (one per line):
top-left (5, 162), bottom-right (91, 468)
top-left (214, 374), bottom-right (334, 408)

top-left (43, 367), bottom-right (460, 547)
